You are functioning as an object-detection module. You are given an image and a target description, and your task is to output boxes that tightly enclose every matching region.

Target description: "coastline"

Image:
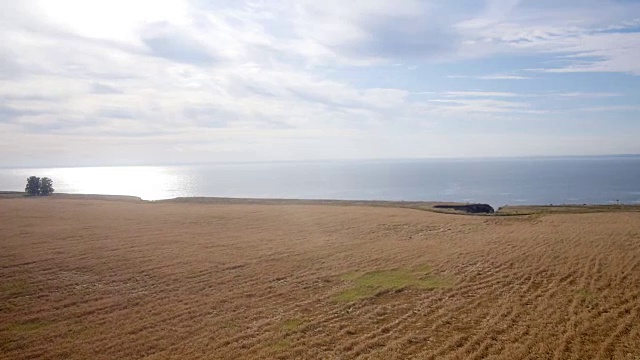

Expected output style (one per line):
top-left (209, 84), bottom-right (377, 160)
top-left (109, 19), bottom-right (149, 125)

top-left (2, 191), bottom-right (640, 215)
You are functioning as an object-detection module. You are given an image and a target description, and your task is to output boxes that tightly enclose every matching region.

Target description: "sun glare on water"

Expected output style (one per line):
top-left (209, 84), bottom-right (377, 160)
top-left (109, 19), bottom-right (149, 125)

top-left (34, 166), bottom-right (190, 201)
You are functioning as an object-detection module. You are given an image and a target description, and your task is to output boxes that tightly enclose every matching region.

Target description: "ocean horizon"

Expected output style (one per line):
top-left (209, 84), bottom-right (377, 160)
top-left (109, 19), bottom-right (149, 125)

top-left (1, 156), bottom-right (639, 207)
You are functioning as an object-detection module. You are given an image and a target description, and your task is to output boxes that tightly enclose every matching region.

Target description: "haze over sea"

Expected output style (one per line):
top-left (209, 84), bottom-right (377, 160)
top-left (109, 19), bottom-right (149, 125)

top-left (1, 156), bottom-right (639, 207)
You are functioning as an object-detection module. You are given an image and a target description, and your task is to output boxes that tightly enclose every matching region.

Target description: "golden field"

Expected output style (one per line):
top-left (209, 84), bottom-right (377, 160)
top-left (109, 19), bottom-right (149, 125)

top-left (1, 197), bottom-right (639, 359)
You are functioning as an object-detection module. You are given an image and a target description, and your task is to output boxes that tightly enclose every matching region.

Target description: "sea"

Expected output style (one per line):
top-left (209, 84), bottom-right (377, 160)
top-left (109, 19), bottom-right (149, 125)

top-left (1, 156), bottom-right (640, 207)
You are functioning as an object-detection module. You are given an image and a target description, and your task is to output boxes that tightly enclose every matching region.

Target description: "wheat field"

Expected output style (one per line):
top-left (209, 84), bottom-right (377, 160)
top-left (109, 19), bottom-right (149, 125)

top-left (1, 197), bottom-right (639, 359)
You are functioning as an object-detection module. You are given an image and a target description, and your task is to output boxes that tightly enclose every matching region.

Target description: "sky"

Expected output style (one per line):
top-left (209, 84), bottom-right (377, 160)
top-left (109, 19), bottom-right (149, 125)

top-left (1, 0), bottom-right (640, 167)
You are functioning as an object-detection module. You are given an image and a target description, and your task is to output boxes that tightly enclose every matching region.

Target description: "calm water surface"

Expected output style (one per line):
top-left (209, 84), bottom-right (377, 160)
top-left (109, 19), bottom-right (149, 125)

top-left (1, 157), bottom-right (639, 207)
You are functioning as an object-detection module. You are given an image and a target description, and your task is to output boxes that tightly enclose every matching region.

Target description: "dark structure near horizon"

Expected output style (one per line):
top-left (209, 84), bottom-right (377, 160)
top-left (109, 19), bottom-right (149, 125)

top-left (25, 176), bottom-right (55, 196)
top-left (434, 203), bottom-right (495, 214)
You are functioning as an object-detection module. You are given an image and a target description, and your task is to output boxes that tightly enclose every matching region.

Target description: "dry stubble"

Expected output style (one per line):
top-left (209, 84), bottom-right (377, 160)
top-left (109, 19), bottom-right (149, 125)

top-left (1, 198), bottom-right (639, 359)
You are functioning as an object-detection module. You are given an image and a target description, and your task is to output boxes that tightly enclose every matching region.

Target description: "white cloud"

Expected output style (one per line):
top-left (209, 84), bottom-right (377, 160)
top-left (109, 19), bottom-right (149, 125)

top-left (455, 2), bottom-right (640, 74)
top-left (574, 105), bottom-right (640, 112)
top-left (446, 74), bottom-right (532, 80)
top-left (477, 74), bottom-right (531, 80)
top-left (557, 92), bottom-right (620, 98)
top-left (426, 98), bottom-right (536, 114)
top-left (443, 91), bottom-right (517, 97)
top-left (0, 0), bottom-right (639, 166)
top-left (27, 0), bottom-right (191, 44)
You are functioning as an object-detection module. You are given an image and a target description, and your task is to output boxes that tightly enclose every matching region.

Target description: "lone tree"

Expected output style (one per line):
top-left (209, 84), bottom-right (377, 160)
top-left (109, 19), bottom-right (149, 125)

top-left (40, 177), bottom-right (54, 196)
top-left (25, 176), bottom-right (40, 196)
top-left (24, 176), bottom-right (55, 196)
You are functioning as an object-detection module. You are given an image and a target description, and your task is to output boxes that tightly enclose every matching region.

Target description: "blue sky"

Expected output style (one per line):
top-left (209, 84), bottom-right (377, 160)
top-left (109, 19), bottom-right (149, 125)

top-left (1, 0), bottom-right (640, 166)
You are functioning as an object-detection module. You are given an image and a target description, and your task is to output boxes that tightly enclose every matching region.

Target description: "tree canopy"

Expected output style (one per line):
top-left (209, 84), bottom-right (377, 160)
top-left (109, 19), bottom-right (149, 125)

top-left (40, 177), bottom-right (54, 196)
top-left (24, 176), bottom-right (55, 196)
top-left (25, 176), bottom-right (40, 196)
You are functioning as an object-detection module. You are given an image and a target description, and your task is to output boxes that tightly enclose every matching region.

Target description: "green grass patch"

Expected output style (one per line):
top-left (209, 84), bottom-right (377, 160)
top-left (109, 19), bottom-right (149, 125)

top-left (270, 338), bottom-right (292, 351)
top-left (412, 263), bottom-right (433, 274)
top-left (218, 320), bottom-right (240, 330)
top-left (577, 288), bottom-right (594, 298)
top-left (339, 271), bottom-right (366, 281)
top-left (5, 321), bottom-right (46, 334)
top-left (577, 288), bottom-right (598, 305)
top-left (496, 204), bottom-right (640, 216)
top-left (0, 280), bottom-right (31, 298)
top-left (280, 318), bottom-right (304, 333)
top-left (336, 266), bottom-right (452, 302)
